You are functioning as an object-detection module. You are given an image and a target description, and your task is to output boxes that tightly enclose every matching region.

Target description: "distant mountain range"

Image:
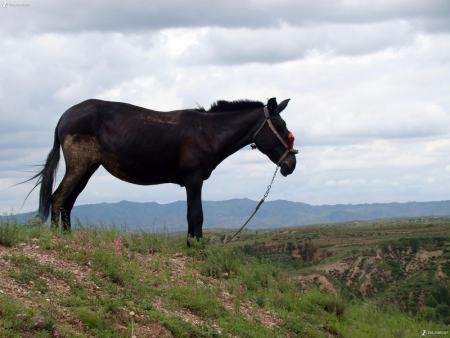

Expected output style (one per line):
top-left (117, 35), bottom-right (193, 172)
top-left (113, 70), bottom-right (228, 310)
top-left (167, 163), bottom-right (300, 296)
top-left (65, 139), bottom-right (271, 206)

top-left (2, 199), bottom-right (450, 231)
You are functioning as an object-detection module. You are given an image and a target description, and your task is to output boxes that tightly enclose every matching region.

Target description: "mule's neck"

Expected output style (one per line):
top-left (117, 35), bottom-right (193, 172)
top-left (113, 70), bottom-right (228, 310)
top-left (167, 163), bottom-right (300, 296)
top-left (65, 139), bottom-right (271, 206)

top-left (208, 108), bottom-right (265, 164)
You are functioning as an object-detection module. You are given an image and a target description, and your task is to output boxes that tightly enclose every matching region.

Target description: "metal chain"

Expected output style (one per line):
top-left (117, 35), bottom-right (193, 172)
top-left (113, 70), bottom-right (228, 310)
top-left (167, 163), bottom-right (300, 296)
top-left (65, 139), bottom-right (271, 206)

top-left (224, 165), bottom-right (279, 244)
top-left (263, 165), bottom-right (279, 199)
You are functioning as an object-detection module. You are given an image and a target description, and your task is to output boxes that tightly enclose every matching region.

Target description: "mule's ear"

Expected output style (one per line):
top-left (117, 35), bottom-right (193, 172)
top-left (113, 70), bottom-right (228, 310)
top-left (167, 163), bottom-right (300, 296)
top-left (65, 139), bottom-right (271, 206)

top-left (267, 97), bottom-right (278, 115)
top-left (276, 99), bottom-right (290, 114)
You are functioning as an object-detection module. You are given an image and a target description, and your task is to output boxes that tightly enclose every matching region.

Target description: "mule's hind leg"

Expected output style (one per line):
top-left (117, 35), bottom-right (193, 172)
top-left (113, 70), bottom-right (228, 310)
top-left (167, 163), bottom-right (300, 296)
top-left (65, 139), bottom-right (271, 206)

top-left (51, 164), bottom-right (93, 230)
top-left (60, 164), bottom-right (99, 229)
top-left (51, 170), bottom-right (79, 228)
top-left (51, 135), bottom-right (101, 230)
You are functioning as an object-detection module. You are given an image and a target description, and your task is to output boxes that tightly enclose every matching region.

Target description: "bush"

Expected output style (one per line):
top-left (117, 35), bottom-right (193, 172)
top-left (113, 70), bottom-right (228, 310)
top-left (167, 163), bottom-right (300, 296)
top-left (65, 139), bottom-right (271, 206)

top-left (238, 260), bottom-right (279, 292)
top-left (168, 286), bottom-right (225, 319)
top-left (200, 245), bottom-right (242, 279)
top-left (0, 295), bottom-right (54, 335)
top-left (300, 289), bottom-right (346, 318)
top-left (124, 231), bottom-right (171, 254)
top-left (419, 306), bottom-right (437, 321)
top-left (431, 285), bottom-right (450, 305)
top-left (0, 223), bottom-right (23, 247)
top-left (436, 304), bottom-right (450, 322)
top-left (75, 307), bottom-right (105, 330)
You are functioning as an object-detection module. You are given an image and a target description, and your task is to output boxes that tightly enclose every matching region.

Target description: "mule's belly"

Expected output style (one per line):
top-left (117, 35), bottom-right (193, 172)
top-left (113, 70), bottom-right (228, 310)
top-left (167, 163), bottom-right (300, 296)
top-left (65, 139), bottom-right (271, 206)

top-left (101, 154), bottom-right (183, 186)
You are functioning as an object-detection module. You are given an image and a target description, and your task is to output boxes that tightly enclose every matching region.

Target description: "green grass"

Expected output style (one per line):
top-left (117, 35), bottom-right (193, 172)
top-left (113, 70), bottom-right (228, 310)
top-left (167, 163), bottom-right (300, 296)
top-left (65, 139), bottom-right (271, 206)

top-left (0, 295), bottom-right (55, 336)
top-left (168, 286), bottom-right (225, 319)
top-left (0, 222), bottom-right (27, 247)
top-left (333, 302), bottom-right (443, 338)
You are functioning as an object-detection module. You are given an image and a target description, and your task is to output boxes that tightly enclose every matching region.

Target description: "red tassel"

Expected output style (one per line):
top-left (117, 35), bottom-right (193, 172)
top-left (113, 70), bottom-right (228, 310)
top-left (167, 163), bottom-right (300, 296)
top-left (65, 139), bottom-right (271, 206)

top-left (287, 132), bottom-right (295, 149)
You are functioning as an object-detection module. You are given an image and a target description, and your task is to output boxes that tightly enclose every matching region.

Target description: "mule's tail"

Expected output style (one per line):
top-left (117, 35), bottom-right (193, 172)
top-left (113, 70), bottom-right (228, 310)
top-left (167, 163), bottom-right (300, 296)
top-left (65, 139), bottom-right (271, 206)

top-left (25, 127), bottom-right (61, 222)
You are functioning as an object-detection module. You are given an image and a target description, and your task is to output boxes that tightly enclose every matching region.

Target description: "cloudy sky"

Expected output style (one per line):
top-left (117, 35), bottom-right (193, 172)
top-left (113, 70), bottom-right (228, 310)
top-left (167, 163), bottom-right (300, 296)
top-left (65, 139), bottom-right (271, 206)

top-left (1, 0), bottom-right (450, 214)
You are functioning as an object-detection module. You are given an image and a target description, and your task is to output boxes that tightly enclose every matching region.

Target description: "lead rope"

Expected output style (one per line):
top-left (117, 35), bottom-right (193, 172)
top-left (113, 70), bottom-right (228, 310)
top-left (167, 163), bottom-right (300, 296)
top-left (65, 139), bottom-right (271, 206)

top-left (224, 165), bottom-right (279, 244)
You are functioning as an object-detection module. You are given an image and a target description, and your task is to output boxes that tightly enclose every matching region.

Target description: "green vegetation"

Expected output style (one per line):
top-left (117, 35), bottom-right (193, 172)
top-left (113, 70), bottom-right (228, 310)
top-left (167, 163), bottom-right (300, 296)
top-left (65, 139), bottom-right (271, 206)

top-left (0, 295), bottom-right (55, 336)
top-left (0, 218), bottom-right (448, 337)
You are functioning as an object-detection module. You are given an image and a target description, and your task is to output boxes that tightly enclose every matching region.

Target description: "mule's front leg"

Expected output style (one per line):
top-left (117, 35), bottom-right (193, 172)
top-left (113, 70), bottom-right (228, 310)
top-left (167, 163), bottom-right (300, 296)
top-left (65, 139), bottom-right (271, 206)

top-left (185, 176), bottom-right (204, 241)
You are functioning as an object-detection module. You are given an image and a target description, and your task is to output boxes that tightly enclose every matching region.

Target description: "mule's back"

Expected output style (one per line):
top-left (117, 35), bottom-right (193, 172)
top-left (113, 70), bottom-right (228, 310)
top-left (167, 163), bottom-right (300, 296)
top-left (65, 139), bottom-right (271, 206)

top-left (57, 99), bottom-right (210, 185)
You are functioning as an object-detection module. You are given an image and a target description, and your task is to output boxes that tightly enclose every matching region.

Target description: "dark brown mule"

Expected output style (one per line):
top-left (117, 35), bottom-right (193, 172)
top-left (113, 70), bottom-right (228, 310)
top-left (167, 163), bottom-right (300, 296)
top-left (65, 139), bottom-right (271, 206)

top-left (30, 97), bottom-right (297, 239)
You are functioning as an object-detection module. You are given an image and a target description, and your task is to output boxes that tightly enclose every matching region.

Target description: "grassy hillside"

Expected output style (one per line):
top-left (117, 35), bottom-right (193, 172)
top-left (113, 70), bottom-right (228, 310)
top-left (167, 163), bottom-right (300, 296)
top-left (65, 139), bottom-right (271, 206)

top-left (0, 218), bottom-right (448, 337)
top-left (233, 218), bottom-right (450, 323)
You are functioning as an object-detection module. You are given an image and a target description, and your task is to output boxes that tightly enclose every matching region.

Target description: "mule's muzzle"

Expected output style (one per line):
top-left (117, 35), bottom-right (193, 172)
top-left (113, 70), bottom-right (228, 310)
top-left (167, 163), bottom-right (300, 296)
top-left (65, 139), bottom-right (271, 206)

top-left (280, 152), bottom-right (296, 176)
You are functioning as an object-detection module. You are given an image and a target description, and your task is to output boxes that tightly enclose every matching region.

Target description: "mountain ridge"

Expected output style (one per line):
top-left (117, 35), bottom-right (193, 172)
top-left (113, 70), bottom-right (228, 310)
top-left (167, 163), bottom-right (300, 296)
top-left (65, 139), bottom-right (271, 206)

top-left (3, 199), bottom-right (450, 231)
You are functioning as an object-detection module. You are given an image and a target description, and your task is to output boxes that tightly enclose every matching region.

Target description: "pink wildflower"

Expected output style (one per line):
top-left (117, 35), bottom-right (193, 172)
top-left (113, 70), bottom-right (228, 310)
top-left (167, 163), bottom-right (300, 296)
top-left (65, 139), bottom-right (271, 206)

top-left (75, 319), bottom-right (84, 331)
top-left (113, 237), bottom-right (123, 256)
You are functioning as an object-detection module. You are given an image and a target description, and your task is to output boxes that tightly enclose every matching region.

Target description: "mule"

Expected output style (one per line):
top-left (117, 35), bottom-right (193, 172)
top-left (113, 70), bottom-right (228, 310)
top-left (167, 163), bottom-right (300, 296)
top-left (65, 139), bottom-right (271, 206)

top-left (29, 97), bottom-right (297, 239)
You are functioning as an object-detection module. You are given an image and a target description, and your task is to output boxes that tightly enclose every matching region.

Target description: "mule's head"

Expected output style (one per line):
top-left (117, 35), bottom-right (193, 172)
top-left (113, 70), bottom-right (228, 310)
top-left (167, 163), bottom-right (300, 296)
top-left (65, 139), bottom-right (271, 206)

top-left (252, 97), bottom-right (297, 176)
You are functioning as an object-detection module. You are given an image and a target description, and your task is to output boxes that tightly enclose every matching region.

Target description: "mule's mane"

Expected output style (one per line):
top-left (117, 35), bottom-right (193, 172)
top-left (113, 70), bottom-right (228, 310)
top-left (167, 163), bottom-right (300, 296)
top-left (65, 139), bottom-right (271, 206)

top-left (210, 99), bottom-right (264, 112)
top-left (194, 100), bottom-right (264, 113)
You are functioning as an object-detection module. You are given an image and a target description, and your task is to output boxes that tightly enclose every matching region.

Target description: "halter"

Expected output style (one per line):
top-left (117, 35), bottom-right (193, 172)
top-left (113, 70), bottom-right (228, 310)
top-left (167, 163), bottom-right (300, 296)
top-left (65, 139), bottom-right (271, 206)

top-left (251, 106), bottom-right (299, 165)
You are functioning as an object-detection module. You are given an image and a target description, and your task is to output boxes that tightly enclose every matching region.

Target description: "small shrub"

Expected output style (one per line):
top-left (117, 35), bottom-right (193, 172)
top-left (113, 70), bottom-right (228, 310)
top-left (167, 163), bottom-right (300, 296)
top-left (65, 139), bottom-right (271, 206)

top-left (267, 288), bottom-right (300, 313)
top-left (7, 254), bottom-right (56, 290)
top-left (0, 223), bottom-right (23, 247)
top-left (0, 295), bottom-right (54, 335)
top-left (0, 295), bottom-right (34, 331)
top-left (168, 286), bottom-right (225, 319)
top-left (442, 261), bottom-right (450, 276)
top-left (218, 315), bottom-right (276, 337)
top-left (89, 248), bottom-right (131, 286)
top-left (300, 289), bottom-right (346, 318)
top-left (436, 304), bottom-right (450, 323)
top-left (75, 307), bottom-right (105, 330)
top-left (34, 279), bottom-right (49, 294)
top-left (254, 294), bottom-right (266, 308)
top-left (238, 260), bottom-right (279, 292)
top-left (200, 245), bottom-right (241, 278)
top-left (419, 306), bottom-right (437, 321)
top-left (8, 253), bottom-right (36, 268)
top-left (147, 310), bottom-right (209, 337)
top-left (124, 231), bottom-right (170, 254)
top-left (431, 285), bottom-right (450, 305)
top-left (10, 269), bottom-right (35, 285)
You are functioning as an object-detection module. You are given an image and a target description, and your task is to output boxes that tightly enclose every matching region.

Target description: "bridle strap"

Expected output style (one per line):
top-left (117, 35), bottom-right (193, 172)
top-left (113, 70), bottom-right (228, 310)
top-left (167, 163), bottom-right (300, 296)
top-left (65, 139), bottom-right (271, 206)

top-left (252, 106), bottom-right (298, 165)
top-left (277, 149), bottom-right (291, 166)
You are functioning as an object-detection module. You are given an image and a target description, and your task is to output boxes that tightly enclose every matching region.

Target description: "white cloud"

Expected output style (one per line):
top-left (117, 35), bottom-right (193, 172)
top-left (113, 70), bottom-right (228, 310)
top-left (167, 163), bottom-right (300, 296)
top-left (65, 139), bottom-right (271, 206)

top-left (1, 1), bottom-right (450, 213)
top-left (1, 0), bottom-right (449, 33)
top-left (98, 77), bottom-right (184, 110)
top-left (182, 21), bottom-right (415, 64)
